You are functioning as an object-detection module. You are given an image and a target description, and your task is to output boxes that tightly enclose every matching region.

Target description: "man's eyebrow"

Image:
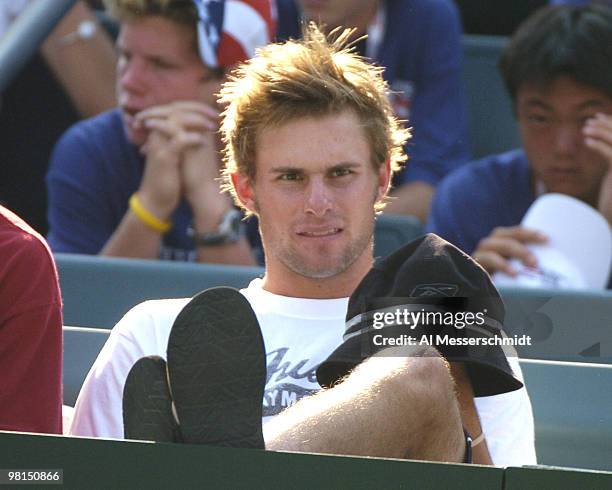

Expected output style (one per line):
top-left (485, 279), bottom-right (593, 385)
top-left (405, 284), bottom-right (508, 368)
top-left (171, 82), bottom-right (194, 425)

top-left (329, 162), bottom-right (361, 169)
top-left (522, 99), bottom-right (607, 112)
top-left (575, 100), bottom-right (606, 111)
top-left (269, 162), bottom-right (362, 173)
top-left (270, 166), bottom-right (303, 174)
top-left (145, 53), bottom-right (176, 64)
top-left (522, 99), bottom-right (552, 110)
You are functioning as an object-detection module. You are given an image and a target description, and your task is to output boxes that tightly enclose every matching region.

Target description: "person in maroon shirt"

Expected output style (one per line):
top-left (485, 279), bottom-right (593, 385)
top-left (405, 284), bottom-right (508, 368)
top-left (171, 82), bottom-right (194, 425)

top-left (0, 205), bottom-right (62, 434)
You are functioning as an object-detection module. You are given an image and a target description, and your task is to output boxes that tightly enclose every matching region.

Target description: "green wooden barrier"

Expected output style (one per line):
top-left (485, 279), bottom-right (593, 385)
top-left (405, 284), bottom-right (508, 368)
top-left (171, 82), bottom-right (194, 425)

top-left (504, 466), bottom-right (612, 490)
top-left (3, 430), bottom-right (611, 489)
top-left (0, 431), bottom-right (503, 490)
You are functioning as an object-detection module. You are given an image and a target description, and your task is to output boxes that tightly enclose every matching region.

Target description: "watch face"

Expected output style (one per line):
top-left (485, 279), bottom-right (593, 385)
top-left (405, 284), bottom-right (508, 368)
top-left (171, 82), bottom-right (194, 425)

top-left (189, 209), bottom-right (242, 246)
top-left (220, 209), bottom-right (242, 240)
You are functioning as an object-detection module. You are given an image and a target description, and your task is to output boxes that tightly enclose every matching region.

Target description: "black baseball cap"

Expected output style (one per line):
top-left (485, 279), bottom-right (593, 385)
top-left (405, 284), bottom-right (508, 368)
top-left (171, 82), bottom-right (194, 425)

top-left (316, 234), bottom-right (524, 397)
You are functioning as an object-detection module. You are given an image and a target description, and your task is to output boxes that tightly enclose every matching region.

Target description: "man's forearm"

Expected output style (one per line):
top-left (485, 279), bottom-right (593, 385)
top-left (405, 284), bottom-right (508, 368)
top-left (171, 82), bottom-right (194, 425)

top-left (100, 210), bottom-right (163, 259)
top-left (41, 1), bottom-right (117, 118)
top-left (190, 187), bottom-right (257, 266)
top-left (449, 362), bottom-right (493, 465)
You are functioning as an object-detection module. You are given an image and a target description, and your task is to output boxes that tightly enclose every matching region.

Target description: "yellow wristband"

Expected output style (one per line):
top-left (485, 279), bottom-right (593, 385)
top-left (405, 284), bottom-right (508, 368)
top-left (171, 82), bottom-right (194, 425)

top-left (129, 193), bottom-right (172, 233)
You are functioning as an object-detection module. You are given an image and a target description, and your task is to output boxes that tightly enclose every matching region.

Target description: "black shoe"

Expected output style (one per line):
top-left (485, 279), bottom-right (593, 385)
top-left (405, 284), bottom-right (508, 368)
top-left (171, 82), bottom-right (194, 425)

top-left (166, 287), bottom-right (266, 448)
top-left (122, 355), bottom-right (180, 442)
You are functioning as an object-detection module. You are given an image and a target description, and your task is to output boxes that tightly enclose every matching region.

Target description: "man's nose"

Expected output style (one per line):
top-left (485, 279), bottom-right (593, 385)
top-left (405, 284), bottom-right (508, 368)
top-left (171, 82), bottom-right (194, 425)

top-left (304, 179), bottom-right (333, 216)
top-left (553, 124), bottom-right (581, 156)
top-left (118, 58), bottom-right (147, 94)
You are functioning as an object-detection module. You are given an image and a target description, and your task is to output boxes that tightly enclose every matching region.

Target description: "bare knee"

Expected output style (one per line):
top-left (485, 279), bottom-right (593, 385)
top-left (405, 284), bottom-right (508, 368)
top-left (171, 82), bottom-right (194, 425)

top-left (352, 347), bottom-right (455, 410)
top-left (351, 349), bottom-right (465, 461)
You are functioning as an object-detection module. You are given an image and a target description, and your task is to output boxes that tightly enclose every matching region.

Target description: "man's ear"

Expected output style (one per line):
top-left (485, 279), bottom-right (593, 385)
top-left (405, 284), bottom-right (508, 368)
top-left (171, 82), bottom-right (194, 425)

top-left (376, 159), bottom-right (392, 202)
top-left (231, 172), bottom-right (257, 214)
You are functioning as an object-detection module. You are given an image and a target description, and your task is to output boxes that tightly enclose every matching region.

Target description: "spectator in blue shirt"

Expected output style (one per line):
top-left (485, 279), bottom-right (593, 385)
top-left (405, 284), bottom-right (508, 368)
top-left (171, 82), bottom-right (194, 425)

top-left (46, 0), bottom-right (274, 264)
top-left (427, 4), bottom-right (612, 288)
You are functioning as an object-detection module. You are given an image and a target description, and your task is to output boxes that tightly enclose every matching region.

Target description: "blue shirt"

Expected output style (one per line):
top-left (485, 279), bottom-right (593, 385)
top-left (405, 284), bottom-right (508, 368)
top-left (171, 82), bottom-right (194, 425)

top-left (426, 149), bottom-right (534, 254)
top-left (46, 109), bottom-right (197, 260)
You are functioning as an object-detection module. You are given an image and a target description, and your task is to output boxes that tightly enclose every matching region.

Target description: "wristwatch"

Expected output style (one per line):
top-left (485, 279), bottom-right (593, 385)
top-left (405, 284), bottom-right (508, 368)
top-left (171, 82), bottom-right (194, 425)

top-left (187, 209), bottom-right (242, 246)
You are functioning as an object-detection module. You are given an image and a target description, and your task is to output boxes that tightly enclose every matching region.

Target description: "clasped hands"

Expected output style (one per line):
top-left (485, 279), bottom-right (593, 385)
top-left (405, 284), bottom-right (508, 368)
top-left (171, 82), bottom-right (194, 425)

top-left (132, 100), bottom-right (231, 225)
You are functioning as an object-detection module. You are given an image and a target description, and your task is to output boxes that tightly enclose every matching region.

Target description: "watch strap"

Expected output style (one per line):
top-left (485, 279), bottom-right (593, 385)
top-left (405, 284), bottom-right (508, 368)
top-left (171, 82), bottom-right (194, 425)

top-left (188, 209), bottom-right (241, 246)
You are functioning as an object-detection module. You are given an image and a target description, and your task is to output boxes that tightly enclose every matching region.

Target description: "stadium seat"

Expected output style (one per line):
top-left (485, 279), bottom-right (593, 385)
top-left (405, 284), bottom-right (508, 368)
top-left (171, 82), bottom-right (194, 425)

top-left (521, 359), bottom-right (612, 472)
top-left (461, 34), bottom-right (520, 158)
top-left (55, 254), bottom-right (263, 329)
top-left (499, 287), bottom-right (612, 364)
top-left (62, 326), bottom-right (111, 406)
top-left (374, 214), bottom-right (424, 258)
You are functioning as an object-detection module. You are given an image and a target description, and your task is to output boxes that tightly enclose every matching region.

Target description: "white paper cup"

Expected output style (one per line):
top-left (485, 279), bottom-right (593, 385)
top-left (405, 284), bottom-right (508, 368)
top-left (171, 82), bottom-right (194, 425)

top-left (493, 193), bottom-right (612, 290)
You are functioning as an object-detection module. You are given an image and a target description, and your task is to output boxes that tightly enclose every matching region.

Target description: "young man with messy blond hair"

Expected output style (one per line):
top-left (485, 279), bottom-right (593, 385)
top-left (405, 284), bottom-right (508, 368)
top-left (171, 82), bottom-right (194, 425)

top-left (219, 27), bottom-right (407, 214)
top-left (72, 25), bottom-right (535, 467)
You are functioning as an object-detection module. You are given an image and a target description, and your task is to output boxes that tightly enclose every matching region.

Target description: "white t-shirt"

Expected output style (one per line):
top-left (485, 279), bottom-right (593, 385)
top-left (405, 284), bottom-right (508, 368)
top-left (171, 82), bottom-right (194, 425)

top-left (70, 279), bottom-right (536, 466)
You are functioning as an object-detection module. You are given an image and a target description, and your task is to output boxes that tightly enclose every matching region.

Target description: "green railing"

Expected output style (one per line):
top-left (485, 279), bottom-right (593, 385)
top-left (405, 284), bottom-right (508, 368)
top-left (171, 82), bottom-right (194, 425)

top-left (2, 430), bottom-right (611, 489)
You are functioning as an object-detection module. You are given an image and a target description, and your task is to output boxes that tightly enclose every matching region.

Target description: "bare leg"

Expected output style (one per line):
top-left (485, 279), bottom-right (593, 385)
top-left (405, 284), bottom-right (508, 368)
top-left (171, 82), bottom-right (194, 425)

top-left (264, 347), bottom-right (465, 462)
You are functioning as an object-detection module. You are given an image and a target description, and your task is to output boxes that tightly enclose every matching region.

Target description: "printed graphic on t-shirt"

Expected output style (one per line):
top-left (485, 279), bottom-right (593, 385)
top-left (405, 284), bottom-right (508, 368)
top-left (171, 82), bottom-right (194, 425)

top-left (263, 347), bottom-right (320, 417)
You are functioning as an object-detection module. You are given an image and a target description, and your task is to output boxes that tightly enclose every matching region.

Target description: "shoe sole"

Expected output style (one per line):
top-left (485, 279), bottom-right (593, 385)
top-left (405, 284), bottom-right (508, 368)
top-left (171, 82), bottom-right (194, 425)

top-left (166, 287), bottom-right (266, 448)
top-left (122, 355), bottom-right (179, 442)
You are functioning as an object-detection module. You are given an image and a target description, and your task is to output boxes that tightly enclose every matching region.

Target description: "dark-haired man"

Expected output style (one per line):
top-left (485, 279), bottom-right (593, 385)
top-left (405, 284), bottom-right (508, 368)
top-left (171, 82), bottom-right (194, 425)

top-left (428, 4), bottom-right (612, 287)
